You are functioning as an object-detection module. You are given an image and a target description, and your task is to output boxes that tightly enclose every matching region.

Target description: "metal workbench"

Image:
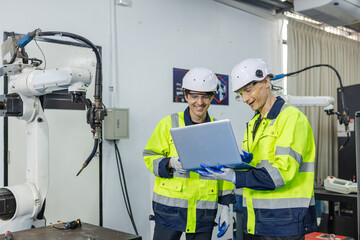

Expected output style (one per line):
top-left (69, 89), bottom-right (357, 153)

top-left (0, 222), bottom-right (142, 240)
top-left (315, 188), bottom-right (357, 237)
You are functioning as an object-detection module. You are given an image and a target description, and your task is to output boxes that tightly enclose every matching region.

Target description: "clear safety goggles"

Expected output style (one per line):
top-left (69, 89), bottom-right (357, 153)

top-left (187, 92), bottom-right (214, 101)
top-left (235, 81), bottom-right (258, 101)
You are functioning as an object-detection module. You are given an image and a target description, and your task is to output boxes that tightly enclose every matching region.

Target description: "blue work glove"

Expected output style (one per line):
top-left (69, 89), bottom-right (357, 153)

top-left (240, 150), bottom-right (253, 164)
top-left (170, 157), bottom-right (187, 174)
top-left (196, 164), bottom-right (236, 183)
top-left (217, 205), bottom-right (231, 238)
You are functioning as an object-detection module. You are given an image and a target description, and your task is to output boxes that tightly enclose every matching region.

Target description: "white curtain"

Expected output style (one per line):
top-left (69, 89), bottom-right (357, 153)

top-left (287, 19), bottom-right (360, 185)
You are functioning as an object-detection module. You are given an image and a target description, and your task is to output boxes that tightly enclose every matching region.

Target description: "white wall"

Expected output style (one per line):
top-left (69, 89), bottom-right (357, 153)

top-left (105, 1), bottom-right (281, 239)
top-left (0, 0), bottom-right (281, 239)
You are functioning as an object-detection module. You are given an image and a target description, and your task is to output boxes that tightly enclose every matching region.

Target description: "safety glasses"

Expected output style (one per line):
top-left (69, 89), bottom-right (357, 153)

top-left (235, 81), bottom-right (258, 101)
top-left (187, 92), bottom-right (214, 101)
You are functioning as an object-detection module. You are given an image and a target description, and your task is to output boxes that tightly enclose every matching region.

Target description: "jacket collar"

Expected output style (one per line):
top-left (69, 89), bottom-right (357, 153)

top-left (267, 96), bottom-right (286, 119)
top-left (184, 107), bottom-right (211, 126)
top-left (253, 96), bottom-right (285, 120)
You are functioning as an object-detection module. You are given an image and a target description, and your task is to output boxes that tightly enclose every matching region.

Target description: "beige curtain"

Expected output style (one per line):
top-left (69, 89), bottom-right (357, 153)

top-left (287, 19), bottom-right (360, 185)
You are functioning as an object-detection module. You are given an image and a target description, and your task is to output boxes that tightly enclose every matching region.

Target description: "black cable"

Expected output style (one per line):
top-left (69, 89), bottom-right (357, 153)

top-left (17, 50), bottom-right (43, 66)
top-left (36, 30), bottom-right (105, 174)
top-left (114, 140), bottom-right (139, 235)
top-left (38, 31), bottom-right (102, 100)
top-left (76, 139), bottom-right (99, 176)
top-left (285, 64), bottom-right (348, 113)
top-left (38, 31), bottom-right (101, 65)
top-left (270, 82), bottom-right (283, 91)
top-left (114, 141), bottom-right (138, 235)
top-left (285, 64), bottom-right (350, 150)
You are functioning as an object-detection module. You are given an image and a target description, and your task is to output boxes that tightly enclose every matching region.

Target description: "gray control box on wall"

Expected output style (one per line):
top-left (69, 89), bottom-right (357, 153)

top-left (104, 108), bottom-right (129, 140)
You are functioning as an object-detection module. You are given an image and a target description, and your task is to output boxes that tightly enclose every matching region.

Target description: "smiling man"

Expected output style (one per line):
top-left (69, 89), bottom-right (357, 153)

top-left (198, 58), bottom-right (317, 240)
top-left (143, 67), bottom-right (235, 240)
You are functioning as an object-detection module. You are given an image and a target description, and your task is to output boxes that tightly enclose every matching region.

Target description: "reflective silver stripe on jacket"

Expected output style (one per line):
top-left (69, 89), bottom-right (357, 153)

top-left (171, 113), bottom-right (179, 128)
top-left (197, 200), bottom-right (217, 210)
top-left (269, 119), bottom-right (276, 126)
top-left (199, 175), bottom-right (215, 180)
top-left (299, 162), bottom-right (315, 173)
top-left (218, 189), bottom-right (234, 197)
top-left (234, 188), bottom-right (243, 195)
top-left (153, 192), bottom-right (188, 208)
top-left (280, 103), bottom-right (291, 112)
top-left (266, 166), bottom-right (284, 189)
top-left (143, 150), bottom-right (165, 177)
top-left (153, 192), bottom-right (217, 209)
top-left (243, 196), bottom-right (315, 208)
top-left (174, 171), bottom-right (223, 181)
top-left (257, 160), bottom-right (284, 189)
top-left (153, 157), bottom-right (165, 177)
top-left (173, 171), bottom-right (190, 178)
top-left (143, 149), bottom-right (159, 157)
top-left (276, 146), bottom-right (303, 165)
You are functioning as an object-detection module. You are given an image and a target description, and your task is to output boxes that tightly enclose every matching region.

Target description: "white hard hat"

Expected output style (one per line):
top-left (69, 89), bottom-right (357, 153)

top-left (182, 67), bottom-right (219, 93)
top-left (230, 58), bottom-right (274, 92)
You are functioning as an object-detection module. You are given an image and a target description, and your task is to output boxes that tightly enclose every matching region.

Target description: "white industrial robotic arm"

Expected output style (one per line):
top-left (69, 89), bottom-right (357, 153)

top-left (0, 66), bottom-right (91, 233)
top-left (0, 29), bottom-right (104, 233)
top-left (282, 95), bottom-right (335, 113)
top-left (9, 67), bottom-right (91, 121)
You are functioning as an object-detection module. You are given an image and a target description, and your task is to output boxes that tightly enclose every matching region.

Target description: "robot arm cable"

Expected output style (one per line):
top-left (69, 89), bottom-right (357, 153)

top-left (17, 29), bottom-right (106, 175)
top-left (76, 138), bottom-right (99, 176)
top-left (271, 64), bottom-right (350, 150)
top-left (37, 31), bottom-right (102, 100)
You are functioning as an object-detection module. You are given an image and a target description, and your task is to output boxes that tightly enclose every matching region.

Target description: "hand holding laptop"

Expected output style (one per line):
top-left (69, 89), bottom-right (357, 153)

top-left (196, 150), bottom-right (253, 182)
top-left (196, 164), bottom-right (236, 183)
top-left (169, 157), bottom-right (187, 174)
top-left (240, 150), bottom-right (253, 164)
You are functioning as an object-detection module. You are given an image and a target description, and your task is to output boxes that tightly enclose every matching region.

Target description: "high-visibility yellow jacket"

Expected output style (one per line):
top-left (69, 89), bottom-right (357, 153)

top-left (143, 107), bottom-right (235, 233)
top-left (235, 97), bottom-right (317, 236)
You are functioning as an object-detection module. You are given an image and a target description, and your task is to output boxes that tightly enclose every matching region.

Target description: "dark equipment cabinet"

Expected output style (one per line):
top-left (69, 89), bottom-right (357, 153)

top-left (316, 85), bottom-right (360, 239)
top-left (337, 83), bottom-right (360, 180)
top-left (317, 112), bottom-right (360, 240)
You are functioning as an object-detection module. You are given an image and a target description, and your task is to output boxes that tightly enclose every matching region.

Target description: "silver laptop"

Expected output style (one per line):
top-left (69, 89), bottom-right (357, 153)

top-left (170, 119), bottom-right (251, 171)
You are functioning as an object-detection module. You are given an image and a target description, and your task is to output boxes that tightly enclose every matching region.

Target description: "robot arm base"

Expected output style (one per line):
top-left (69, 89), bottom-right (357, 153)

top-left (0, 93), bottom-right (23, 117)
top-left (0, 188), bottom-right (16, 221)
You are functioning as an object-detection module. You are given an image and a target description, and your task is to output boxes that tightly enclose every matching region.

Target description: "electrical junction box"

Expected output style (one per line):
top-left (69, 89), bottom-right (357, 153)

top-left (104, 108), bottom-right (129, 140)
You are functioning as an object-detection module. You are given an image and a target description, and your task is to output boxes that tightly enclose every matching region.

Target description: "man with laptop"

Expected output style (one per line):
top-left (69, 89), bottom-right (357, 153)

top-left (198, 58), bottom-right (317, 240)
top-left (143, 67), bottom-right (235, 240)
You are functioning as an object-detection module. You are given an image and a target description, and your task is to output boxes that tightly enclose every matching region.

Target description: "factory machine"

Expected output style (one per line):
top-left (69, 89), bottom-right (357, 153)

top-left (0, 29), bottom-right (105, 233)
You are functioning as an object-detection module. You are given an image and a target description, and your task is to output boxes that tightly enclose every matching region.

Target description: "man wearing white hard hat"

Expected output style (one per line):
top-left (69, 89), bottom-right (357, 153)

top-left (198, 59), bottom-right (317, 239)
top-left (143, 67), bottom-right (235, 240)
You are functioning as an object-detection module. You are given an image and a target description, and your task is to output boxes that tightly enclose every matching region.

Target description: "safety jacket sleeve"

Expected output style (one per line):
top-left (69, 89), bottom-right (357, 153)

top-left (234, 168), bottom-right (275, 190)
top-left (143, 116), bottom-right (174, 178)
top-left (240, 111), bottom-right (311, 190)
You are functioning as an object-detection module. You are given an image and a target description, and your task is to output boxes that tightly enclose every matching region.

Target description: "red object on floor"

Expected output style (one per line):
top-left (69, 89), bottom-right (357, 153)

top-left (4, 231), bottom-right (14, 240)
top-left (305, 232), bottom-right (354, 240)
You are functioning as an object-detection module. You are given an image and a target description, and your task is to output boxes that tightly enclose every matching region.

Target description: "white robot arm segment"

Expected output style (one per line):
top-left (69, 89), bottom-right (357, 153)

top-left (10, 67), bottom-right (91, 97)
top-left (282, 95), bottom-right (335, 111)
